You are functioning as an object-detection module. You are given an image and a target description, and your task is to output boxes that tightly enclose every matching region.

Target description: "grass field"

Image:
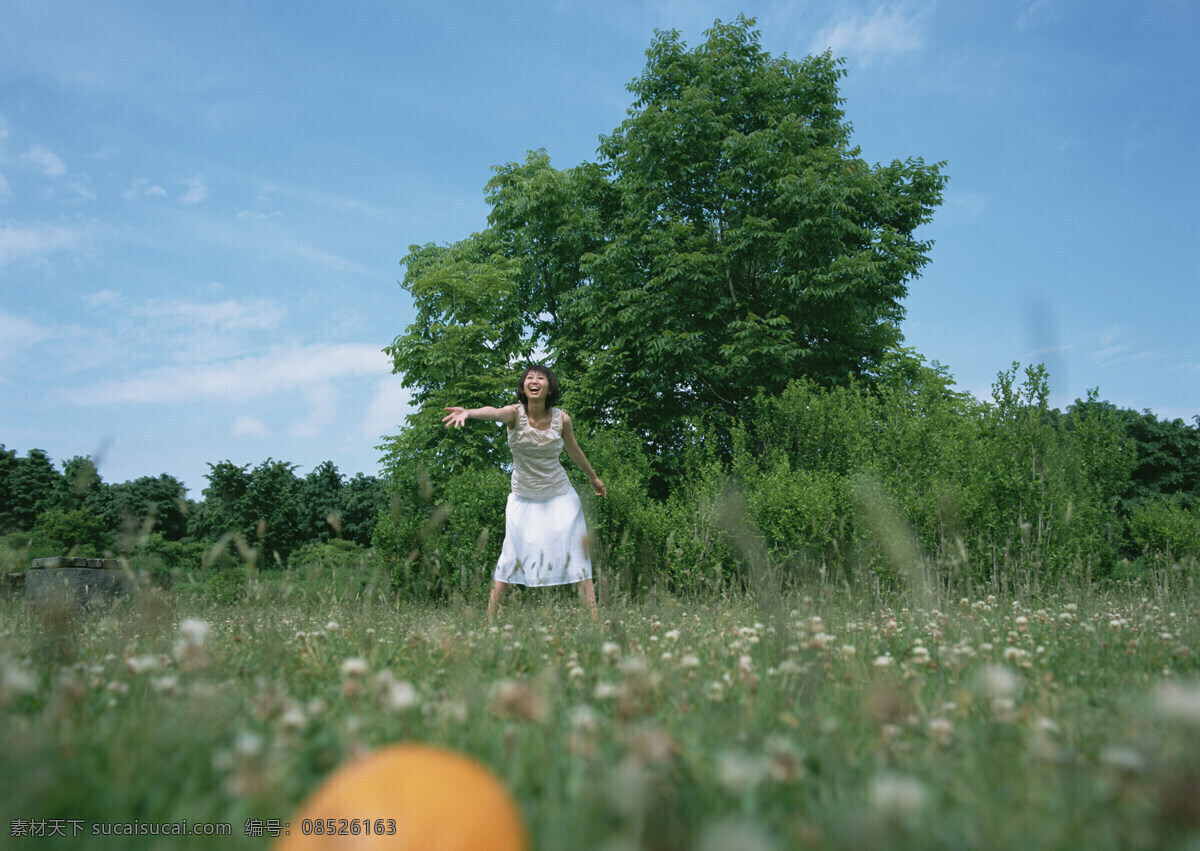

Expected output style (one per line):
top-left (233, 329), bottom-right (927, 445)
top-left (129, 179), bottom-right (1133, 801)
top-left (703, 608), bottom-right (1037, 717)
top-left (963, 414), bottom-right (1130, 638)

top-left (2, 564), bottom-right (1199, 850)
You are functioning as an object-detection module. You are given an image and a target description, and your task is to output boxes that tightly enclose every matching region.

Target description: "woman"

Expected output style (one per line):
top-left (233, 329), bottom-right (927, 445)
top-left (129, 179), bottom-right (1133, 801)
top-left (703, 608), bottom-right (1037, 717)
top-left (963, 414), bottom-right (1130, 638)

top-left (442, 364), bottom-right (606, 618)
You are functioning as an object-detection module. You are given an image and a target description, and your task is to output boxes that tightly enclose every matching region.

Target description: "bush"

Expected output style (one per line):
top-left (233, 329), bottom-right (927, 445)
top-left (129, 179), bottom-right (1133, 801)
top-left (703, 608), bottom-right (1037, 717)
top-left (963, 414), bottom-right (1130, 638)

top-left (1127, 496), bottom-right (1200, 560)
top-left (288, 539), bottom-right (372, 575)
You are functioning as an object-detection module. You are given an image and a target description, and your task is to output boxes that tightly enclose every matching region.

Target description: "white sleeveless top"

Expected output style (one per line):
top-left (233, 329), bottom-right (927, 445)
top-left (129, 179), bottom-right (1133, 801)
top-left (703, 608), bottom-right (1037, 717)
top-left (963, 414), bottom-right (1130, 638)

top-left (507, 406), bottom-right (571, 499)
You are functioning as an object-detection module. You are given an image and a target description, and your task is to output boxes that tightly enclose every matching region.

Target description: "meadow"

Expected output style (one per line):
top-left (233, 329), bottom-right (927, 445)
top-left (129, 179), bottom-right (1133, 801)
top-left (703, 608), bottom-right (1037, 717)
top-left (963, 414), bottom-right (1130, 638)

top-left (1, 562), bottom-right (1198, 851)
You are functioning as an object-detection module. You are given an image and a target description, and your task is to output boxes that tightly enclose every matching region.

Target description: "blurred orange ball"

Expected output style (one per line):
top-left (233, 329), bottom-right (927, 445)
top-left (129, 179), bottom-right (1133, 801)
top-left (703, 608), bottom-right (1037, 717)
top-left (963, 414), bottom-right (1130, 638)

top-left (275, 744), bottom-right (527, 850)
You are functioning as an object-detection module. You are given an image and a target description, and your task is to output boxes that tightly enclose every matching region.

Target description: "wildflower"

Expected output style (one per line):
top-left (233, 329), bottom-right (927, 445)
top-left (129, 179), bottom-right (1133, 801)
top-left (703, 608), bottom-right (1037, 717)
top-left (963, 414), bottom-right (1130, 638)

top-left (809, 632), bottom-right (837, 650)
top-left (593, 681), bottom-right (620, 700)
top-left (979, 664), bottom-right (1019, 698)
top-left (991, 696), bottom-right (1018, 722)
top-left (1153, 680), bottom-right (1200, 725)
top-left (126, 654), bottom-right (164, 675)
top-left (325, 620), bottom-right (340, 631)
top-left (715, 750), bottom-right (770, 794)
top-left (871, 654), bottom-right (895, 669)
top-left (601, 641), bottom-right (621, 663)
top-left (340, 657), bottom-right (369, 678)
top-left (380, 679), bottom-right (419, 713)
top-left (490, 679), bottom-right (545, 723)
top-left (150, 675), bottom-right (179, 695)
top-left (928, 717), bottom-right (953, 744)
top-left (624, 723), bottom-right (675, 764)
top-left (870, 773), bottom-right (929, 822)
top-left (569, 704), bottom-right (599, 731)
top-left (279, 705), bottom-right (307, 731)
top-left (765, 736), bottom-right (805, 782)
top-left (681, 653), bottom-right (701, 668)
top-left (0, 656), bottom-right (37, 705)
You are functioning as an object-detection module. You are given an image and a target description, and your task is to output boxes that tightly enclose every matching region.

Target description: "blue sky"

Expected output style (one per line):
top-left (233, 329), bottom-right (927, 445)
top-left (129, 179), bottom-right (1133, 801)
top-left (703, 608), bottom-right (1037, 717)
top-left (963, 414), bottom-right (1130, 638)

top-left (1, 0), bottom-right (1197, 497)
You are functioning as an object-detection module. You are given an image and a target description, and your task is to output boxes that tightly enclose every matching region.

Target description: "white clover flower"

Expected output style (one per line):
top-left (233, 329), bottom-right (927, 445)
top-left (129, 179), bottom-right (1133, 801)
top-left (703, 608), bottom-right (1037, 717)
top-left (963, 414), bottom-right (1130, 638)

top-left (979, 664), bottom-right (1019, 698)
top-left (928, 717), bottom-right (953, 742)
top-left (1153, 680), bottom-right (1200, 725)
top-left (601, 641), bottom-right (621, 663)
top-left (280, 705), bottom-right (307, 731)
top-left (340, 657), bottom-right (370, 678)
top-left (569, 704), bottom-right (599, 731)
top-left (178, 618), bottom-right (210, 646)
top-left (593, 681), bottom-right (620, 700)
top-left (325, 621), bottom-right (340, 632)
top-left (871, 655), bottom-right (894, 668)
top-left (0, 657), bottom-right (37, 702)
top-left (681, 654), bottom-right (701, 668)
top-left (869, 773), bottom-right (929, 821)
top-left (381, 680), bottom-right (419, 712)
top-left (715, 750), bottom-right (770, 794)
top-left (126, 654), bottom-right (163, 675)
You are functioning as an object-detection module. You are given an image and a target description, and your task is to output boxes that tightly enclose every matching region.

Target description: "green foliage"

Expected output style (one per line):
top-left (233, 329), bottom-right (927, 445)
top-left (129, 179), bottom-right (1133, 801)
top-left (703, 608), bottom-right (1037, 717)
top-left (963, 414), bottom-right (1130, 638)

top-left (1117, 408), bottom-right (1200, 512)
top-left (563, 16), bottom-right (945, 468)
top-left (376, 461), bottom-right (510, 600)
top-left (31, 508), bottom-right (112, 557)
top-left (0, 448), bottom-right (64, 533)
top-left (106, 473), bottom-right (190, 542)
top-left (1127, 496), bottom-right (1200, 560)
top-left (382, 16), bottom-right (946, 491)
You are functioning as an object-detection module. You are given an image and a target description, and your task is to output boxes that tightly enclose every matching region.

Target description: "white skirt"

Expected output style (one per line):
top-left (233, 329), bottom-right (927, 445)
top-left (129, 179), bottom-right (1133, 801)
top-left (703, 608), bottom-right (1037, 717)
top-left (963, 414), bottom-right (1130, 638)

top-left (495, 488), bottom-right (592, 587)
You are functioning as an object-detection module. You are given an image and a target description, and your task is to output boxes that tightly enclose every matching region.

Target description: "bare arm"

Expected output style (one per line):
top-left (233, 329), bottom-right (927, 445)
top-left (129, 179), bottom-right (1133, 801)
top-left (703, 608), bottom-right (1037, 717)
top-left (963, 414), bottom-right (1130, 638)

top-left (561, 411), bottom-right (607, 497)
top-left (443, 405), bottom-right (518, 429)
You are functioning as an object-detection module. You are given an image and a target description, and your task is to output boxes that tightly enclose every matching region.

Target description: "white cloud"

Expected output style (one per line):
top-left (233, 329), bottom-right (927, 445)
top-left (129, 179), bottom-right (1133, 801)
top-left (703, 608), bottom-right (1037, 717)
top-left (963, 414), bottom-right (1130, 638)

top-left (73, 342), bottom-right (392, 407)
top-left (288, 384), bottom-right (339, 438)
top-left (85, 289), bottom-right (122, 308)
top-left (19, 144), bottom-right (67, 177)
top-left (130, 297), bottom-right (286, 333)
top-left (0, 309), bottom-right (53, 380)
top-left (124, 178), bottom-right (168, 200)
top-left (231, 415), bottom-right (271, 438)
top-left (180, 177), bottom-right (210, 205)
top-left (940, 189), bottom-right (988, 226)
top-left (810, 4), bottom-right (928, 65)
top-left (0, 221), bottom-right (88, 266)
top-left (363, 377), bottom-right (413, 438)
top-left (1015, 0), bottom-right (1065, 32)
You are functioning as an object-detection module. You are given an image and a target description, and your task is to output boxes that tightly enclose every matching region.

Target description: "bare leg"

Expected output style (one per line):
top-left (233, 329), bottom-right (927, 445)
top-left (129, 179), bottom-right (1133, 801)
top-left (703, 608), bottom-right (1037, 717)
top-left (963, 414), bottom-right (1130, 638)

top-left (577, 578), bottom-right (598, 620)
top-left (488, 580), bottom-right (509, 621)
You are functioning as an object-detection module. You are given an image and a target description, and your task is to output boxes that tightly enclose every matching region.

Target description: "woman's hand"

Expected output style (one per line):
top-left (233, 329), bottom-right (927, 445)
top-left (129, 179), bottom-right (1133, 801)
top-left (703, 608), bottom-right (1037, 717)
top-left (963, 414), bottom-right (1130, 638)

top-left (442, 407), bottom-right (469, 428)
top-left (590, 477), bottom-right (607, 498)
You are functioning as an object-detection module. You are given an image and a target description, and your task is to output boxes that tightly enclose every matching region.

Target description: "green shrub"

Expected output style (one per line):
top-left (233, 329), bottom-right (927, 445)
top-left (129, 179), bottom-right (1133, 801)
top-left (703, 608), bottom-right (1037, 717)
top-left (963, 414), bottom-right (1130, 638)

top-left (1127, 496), bottom-right (1200, 560)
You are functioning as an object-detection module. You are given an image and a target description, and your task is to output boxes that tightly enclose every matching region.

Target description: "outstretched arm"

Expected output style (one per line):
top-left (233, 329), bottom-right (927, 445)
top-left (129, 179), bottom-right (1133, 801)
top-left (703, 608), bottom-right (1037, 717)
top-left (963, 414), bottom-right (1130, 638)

top-left (561, 412), bottom-right (607, 497)
top-left (443, 405), bottom-right (518, 429)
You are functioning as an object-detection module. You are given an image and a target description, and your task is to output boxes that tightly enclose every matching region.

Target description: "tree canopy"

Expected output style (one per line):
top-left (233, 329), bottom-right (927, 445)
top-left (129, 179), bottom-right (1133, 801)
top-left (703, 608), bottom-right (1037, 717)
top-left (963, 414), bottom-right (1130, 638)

top-left (384, 16), bottom-right (946, 485)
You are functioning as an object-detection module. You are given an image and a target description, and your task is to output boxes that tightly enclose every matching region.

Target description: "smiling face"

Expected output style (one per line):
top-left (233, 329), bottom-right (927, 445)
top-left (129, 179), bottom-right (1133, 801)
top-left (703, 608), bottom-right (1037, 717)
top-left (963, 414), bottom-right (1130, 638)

top-left (524, 371), bottom-right (546, 400)
top-left (516, 364), bottom-right (560, 409)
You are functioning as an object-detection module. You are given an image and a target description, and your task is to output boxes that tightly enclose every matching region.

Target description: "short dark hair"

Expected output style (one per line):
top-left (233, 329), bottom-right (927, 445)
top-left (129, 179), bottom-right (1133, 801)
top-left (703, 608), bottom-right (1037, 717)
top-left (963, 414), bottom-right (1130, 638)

top-left (516, 363), bottom-right (561, 408)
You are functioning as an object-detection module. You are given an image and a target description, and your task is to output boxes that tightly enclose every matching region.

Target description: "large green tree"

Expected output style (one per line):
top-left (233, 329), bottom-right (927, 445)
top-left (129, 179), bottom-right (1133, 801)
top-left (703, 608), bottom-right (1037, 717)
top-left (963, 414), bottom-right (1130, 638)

top-left (384, 15), bottom-right (945, 487)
